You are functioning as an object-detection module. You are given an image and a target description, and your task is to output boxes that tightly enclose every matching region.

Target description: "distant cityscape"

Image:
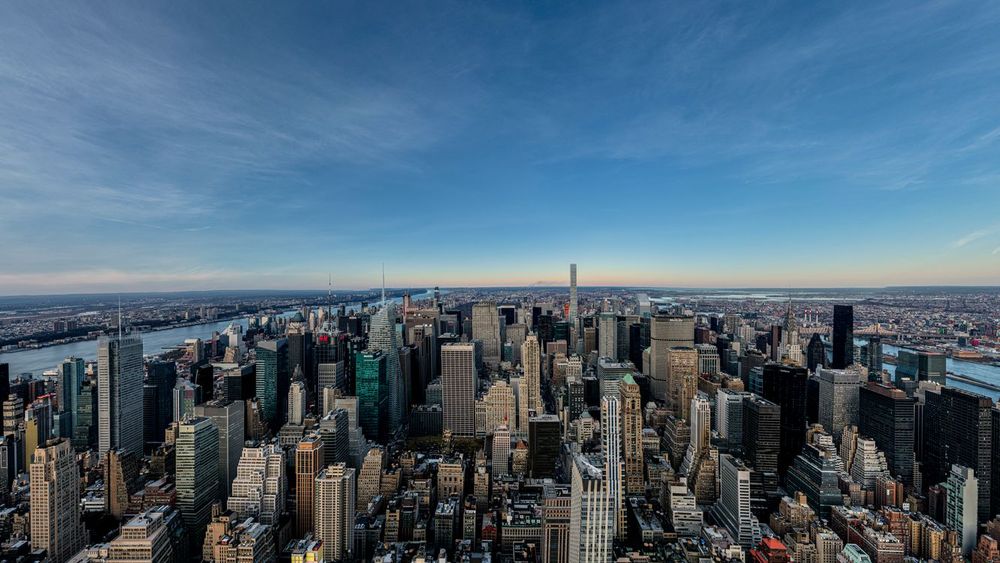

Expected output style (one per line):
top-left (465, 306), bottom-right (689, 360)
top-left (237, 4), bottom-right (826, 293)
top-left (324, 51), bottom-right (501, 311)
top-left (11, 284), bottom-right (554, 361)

top-left (1, 267), bottom-right (999, 562)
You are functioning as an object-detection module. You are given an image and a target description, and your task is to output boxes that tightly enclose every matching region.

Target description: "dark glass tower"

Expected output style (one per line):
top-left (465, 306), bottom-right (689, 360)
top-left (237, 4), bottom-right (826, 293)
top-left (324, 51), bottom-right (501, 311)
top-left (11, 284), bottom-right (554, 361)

top-left (147, 361), bottom-right (176, 443)
top-left (806, 333), bottom-right (826, 372)
top-left (528, 414), bottom-right (561, 478)
top-left (831, 305), bottom-right (853, 369)
top-left (255, 338), bottom-right (289, 431)
top-left (286, 321), bottom-right (315, 395)
top-left (923, 386), bottom-right (993, 522)
top-left (742, 395), bottom-right (780, 473)
top-left (760, 363), bottom-right (809, 472)
top-left (858, 382), bottom-right (915, 484)
top-left (537, 314), bottom-right (554, 347)
top-left (866, 336), bottom-right (883, 378)
top-left (628, 323), bottom-right (643, 370)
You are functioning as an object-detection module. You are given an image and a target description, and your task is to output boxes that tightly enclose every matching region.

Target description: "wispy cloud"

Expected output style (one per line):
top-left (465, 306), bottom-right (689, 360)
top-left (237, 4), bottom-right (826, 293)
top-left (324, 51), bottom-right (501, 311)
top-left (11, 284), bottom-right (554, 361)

top-left (953, 225), bottom-right (1000, 248)
top-left (0, 3), bottom-right (474, 228)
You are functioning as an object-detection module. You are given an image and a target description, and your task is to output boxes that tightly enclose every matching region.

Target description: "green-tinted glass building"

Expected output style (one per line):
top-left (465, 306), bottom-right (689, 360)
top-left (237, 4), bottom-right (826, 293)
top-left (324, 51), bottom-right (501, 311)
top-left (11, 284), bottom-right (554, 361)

top-left (255, 339), bottom-right (289, 431)
top-left (355, 350), bottom-right (387, 442)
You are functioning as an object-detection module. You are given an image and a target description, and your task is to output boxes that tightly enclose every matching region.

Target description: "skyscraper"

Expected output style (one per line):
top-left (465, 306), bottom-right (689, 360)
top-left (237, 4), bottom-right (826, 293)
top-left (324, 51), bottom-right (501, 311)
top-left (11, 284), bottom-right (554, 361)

top-left (315, 463), bottom-right (356, 561)
top-left (831, 305), bottom-right (853, 369)
top-left (817, 366), bottom-right (862, 442)
top-left (620, 374), bottom-right (644, 495)
top-left (229, 443), bottom-right (286, 525)
top-left (286, 312), bottom-right (314, 394)
top-left (357, 447), bottom-right (385, 511)
top-left (688, 394), bottom-right (712, 462)
top-left (492, 424), bottom-right (511, 477)
top-left (30, 438), bottom-right (84, 563)
top-left (482, 379), bottom-right (516, 436)
top-left (147, 361), bottom-right (177, 448)
top-left (175, 417), bottom-right (220, 545)
top-left (472, 302), bottom-right (502, 367)
top-left (923, 386), bottom-right (993, 522)
top-left (665, 347), bottom-right (698, 419)
top-left (858, 383), bottom-right (915, 484)
top-left (568, 454), bottom-right (614, 563)
top-left (866, 335), bottom-right (883, 378)
top-left (648, 315), bottom-right (695, 402)
top-left (193, 399), bottom-right (245, 498)
top-left (716, 454), bottom-right (762, 549)
top-left (522, 334), bottom-right (542, 424)
top-left (441, 343), bottom-right (477, 437)
top-left (598, 312), bottom-right (618, 361)
top-left (785, 433), bottom-right (845, 520)
top-left (742, 395), bottom-right (780, 473)
top-left (896, 348), bottom-right (947, 385)
top-left (760, 363), bottom-right (809, 472)
top-left (569, 264), bottom-right (578, 323)
top-left (104, 448), bottom-right (141, 520)
top-left (368, 301), bottom-right (404, 431)
top-left (717, 388), bottom-right (751, 450)
top-left (56, 357), bottom-right (84, 437)
top-left (172, 379), bottom-right (201, 422)
top-left (942, 465), bottom-right (978, 557)
top-left (295, 434), bottom-right (324, 537)
top-left (287, 366), bottom-right (307, 426)
top-left (98, 332), bottom-right (144, 457)
top-left (542, 488), bottom-right (572, 563)
top-left (806, 333), bottom-right (826, 372)
top-left (255, 339), bottom-right (289, 431)
top-left (73, 378), bottom-right (96, 452)
top-left (355, 350), bottom-right (387, 442)
top-left (601, 396), bottom-right (625, 538)
top-left (528, 414), bottom-right (561, 479)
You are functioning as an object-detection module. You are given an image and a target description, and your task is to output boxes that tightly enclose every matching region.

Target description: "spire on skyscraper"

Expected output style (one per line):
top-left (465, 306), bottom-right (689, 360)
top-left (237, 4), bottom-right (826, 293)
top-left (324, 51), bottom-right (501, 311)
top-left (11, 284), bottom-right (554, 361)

top-left (783, 297), bottom-right (797, 335)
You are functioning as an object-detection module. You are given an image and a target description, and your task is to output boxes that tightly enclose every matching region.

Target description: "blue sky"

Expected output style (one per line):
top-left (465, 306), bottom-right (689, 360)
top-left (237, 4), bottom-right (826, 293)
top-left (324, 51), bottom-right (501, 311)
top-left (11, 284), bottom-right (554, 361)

top-left (2, 1), bottom-right (1000, 294)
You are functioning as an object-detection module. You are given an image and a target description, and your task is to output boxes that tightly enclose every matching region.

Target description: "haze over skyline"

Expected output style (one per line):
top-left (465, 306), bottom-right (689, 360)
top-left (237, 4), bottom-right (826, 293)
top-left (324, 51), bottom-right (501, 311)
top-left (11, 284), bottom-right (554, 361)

top-left (3, 1), bottom-right (1000, 294)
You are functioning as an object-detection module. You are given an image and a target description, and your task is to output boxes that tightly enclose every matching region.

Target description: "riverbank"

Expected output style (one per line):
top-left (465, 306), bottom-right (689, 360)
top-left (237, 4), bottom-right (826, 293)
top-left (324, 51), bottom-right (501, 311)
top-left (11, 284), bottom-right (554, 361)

top-left (0, 288), bottom-right (439, 377)
top-left (0, 314), bottom-right (245, 354)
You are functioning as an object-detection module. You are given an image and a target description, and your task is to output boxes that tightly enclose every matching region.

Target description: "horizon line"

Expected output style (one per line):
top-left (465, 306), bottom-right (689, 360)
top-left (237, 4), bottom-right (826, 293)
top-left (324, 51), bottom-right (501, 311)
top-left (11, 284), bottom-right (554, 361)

top-left (2, 284), bottom-right (999, 300)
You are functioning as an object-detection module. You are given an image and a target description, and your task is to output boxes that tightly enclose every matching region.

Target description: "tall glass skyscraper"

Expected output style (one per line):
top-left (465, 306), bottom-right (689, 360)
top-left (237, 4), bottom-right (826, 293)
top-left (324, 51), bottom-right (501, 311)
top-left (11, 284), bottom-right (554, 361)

top-left (368, 303), bottom-right (403, 431)
top-left (98, 333), bottom-right (144, 457)
top-left (57, 357), bottom-right (84, 436)
top-left (355, 350), bottom-right (387, 442)
top-left (176, 416), bottom-right (220, 545)
top-left (831, 305), bottom-right (854, 369)
top-left (255, 339), bottom-right (289, 431)
top-left (147, 360), bottom-right (177, 444)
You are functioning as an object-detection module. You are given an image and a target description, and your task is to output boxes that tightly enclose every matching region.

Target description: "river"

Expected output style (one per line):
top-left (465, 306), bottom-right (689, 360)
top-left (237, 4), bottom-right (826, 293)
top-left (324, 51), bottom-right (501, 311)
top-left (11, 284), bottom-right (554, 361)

top-left (881, 343), bottom-right (1000, 401)
top-left (0, 289), bottom-right (437, 377)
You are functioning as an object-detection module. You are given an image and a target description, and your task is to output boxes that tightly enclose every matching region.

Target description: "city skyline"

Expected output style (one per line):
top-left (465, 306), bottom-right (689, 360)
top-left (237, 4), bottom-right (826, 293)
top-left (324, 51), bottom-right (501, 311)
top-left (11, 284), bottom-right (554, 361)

top-left (2, 1), bottom-right (1000, 294)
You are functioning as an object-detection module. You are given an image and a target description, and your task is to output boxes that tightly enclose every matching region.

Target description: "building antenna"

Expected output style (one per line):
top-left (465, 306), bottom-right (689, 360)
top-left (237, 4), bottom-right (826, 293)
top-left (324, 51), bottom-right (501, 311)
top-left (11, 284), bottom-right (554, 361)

top-left (118, 295), bottom-right (123, 339)
top-left (381, 262), bottom-right (386, 304)
top-left (328, 272), bottom-right (333, 315)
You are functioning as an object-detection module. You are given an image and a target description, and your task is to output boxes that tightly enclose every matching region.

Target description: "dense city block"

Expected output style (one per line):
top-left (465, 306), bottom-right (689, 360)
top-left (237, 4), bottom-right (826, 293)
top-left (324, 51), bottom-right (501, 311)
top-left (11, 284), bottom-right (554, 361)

top-left (1, 273), bottom-right (1000, 562)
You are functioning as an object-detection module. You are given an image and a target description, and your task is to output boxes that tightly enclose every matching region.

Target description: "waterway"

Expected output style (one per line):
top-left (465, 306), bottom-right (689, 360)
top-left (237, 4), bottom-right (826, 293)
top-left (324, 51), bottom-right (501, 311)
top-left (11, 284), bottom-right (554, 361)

top-left (0, 289), bottom-right (437, 377)
top-left (881, 343), bottom-right (1000, 401)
